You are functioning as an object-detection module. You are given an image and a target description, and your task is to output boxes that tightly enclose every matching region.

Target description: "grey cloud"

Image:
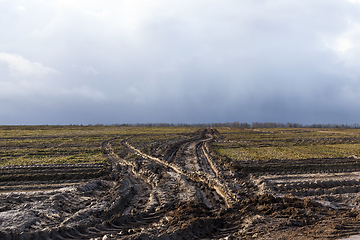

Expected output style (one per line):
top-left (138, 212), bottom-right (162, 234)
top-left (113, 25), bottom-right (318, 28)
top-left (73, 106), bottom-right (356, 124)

top-left (1, 0), bottom-right (360, 124)
top-left (0, 53), bottom-right (59, 77)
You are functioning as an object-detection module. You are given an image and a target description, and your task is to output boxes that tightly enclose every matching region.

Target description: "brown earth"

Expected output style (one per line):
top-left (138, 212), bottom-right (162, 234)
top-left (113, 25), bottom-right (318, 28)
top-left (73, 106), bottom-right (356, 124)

top-left (1, 128), bottom-right (360, 239)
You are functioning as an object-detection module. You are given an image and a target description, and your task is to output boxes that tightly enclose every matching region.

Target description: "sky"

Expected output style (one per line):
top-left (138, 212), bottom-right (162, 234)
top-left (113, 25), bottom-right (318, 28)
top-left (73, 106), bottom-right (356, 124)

top-left (1, 0), bottom-right (360, 125)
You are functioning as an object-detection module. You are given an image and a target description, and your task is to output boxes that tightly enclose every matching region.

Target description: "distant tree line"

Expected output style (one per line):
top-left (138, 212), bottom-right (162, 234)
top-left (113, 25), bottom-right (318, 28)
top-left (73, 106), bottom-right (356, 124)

top-left (250, 122), bottom-right (360, 129)
top-left (2, 122), bottom-right (359, 129)
top-left (84, 122), bottom-right (251, 128)
top-left (90, 122), bottom-right (360, 129)
top-left (104, 122), bottom-right (252, 128)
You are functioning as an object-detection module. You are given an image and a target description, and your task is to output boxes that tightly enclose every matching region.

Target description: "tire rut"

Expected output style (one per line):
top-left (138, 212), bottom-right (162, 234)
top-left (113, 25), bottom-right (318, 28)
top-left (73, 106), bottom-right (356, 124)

top-left (5, 128), bottom-right (360, 239)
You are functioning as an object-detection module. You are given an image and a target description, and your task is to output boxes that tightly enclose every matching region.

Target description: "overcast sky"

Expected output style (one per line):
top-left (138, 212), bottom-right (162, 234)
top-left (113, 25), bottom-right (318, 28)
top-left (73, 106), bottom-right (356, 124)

top-left (1, 0), bottom-right (360, 125)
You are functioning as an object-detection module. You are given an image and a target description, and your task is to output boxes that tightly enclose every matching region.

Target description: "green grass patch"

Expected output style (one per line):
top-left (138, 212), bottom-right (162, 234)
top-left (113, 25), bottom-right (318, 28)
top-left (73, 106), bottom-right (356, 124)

top-left (214, 128), bottom-right (360, 161)
top-left (0, 126), bottom-right (200, 166)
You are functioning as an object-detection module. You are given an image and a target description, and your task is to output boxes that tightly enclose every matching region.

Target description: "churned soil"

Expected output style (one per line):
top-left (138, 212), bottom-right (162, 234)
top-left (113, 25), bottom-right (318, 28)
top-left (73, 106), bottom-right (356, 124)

top-left (1, 128), bottom-right (360, 239)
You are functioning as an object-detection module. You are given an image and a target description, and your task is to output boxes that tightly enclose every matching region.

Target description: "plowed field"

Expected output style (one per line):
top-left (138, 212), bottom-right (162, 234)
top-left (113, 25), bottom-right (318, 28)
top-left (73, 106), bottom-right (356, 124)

top-left (1, 126), bottom-right (360, 239)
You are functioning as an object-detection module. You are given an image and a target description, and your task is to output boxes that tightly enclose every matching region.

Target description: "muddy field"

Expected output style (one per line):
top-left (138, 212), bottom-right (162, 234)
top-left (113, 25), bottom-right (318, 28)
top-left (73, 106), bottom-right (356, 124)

top-left (1, 127), bottom-right (360, 239)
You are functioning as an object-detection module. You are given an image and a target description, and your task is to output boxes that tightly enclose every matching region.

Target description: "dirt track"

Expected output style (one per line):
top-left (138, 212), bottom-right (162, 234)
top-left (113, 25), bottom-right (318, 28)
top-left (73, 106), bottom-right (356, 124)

top-left (2, 128), bottom-right (360, 239)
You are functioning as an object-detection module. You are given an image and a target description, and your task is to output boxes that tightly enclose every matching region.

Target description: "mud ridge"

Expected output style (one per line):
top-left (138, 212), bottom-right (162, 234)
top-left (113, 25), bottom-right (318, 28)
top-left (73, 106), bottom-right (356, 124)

top-left (3, 128), bottom-right (360, 239)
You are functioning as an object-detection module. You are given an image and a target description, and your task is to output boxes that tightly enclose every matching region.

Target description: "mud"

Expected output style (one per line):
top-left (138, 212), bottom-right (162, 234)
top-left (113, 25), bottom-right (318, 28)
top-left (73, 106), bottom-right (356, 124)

top-left (1, 128), bottom-right (360, 239)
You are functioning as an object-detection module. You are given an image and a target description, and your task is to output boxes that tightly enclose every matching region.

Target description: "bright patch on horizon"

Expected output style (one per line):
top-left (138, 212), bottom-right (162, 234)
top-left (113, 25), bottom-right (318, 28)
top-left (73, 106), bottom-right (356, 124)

top-left (325, 20), bottom-right (360, 53)
top-left (15, 6), bottom-right (25, 12)
top-left (335, 38), bottom-right (353, 52)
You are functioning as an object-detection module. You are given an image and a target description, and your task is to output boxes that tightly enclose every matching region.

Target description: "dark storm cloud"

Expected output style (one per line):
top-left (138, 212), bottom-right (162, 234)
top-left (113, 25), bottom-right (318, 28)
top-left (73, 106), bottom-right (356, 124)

top-left (1, 0), bottom-right (360, 125)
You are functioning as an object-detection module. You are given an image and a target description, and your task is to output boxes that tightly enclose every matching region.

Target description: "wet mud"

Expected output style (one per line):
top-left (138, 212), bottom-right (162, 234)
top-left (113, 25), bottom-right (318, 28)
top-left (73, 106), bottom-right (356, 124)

top-left (1, 128), bottom-right (360, 239)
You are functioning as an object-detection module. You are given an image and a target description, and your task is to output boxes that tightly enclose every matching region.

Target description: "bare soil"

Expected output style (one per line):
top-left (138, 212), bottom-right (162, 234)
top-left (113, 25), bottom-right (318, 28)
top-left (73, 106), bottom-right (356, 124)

top-left (1, 128), bottom-right (360, 239)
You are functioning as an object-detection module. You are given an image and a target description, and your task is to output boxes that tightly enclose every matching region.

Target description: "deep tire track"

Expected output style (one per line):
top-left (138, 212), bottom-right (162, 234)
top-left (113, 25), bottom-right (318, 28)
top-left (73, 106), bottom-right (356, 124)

top-left (5, 128), bottom-right (360, 239)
